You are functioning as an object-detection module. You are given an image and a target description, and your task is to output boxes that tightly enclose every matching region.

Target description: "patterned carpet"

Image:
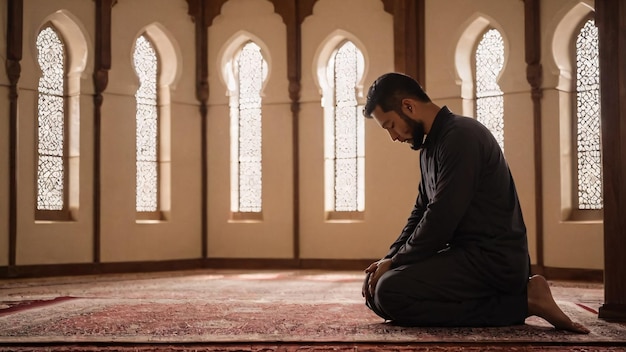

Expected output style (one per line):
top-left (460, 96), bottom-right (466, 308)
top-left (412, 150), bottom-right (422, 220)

top-left (0, 270), bottom-right (625, 351)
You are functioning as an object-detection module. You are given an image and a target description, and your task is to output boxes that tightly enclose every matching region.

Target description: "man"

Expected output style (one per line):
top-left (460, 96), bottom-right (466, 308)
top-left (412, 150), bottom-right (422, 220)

top-left (361, 72), bottom-right (588, 333)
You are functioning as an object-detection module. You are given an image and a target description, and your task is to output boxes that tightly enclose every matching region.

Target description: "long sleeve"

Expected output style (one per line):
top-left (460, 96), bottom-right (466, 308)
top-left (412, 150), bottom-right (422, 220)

top-left (384, 181), bottom-right (428, 259)
top-left (390, 119), bottom-right (483, 267)
top-left (385, 107), bottom-right (526, 270)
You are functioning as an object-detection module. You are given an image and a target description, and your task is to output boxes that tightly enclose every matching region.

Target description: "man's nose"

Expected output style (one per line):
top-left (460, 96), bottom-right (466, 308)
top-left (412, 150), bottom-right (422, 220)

top-left (388, 130), bottom-right (399, 141)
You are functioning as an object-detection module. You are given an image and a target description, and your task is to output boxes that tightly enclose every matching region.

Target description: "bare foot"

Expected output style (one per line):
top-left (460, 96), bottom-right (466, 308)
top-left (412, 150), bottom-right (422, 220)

top-left (527, 275), bottom-right (590, 334)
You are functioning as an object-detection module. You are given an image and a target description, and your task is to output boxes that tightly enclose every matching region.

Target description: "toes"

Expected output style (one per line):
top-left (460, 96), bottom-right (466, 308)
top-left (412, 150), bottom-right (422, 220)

top-left (570, 322), bottom-right (591, 334)
top-left (556, 321), bottom-right (590, 334)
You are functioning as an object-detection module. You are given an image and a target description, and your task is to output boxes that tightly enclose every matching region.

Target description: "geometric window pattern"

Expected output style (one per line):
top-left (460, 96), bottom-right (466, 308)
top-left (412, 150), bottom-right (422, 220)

top-left (575, 19), bottom-right (603, 210)
top-left (325, 41), bottom-right (364, 212)
top-left (36, 26), bottom-right (66, 211)
top-left (475, 28), bottom-right (505, 152)
top-left (230, 41), bottom-right (265, 212)
top-left (133, 35), bottom-right (159, 212)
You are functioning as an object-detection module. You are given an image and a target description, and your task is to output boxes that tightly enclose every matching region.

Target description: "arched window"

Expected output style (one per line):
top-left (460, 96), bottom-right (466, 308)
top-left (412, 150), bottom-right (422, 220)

top-left (575, 18), bottom-right (602, 210)
top-left (133, 35), bottom-right (160, 217)
top-left (475, 28), bottom-right (505, 152)
top-left (230, 41), bottom-right (266, 214)
top-left (36, 26), bottom-right (69, 220)
top-left (324, 41), bottom-right (365, 214)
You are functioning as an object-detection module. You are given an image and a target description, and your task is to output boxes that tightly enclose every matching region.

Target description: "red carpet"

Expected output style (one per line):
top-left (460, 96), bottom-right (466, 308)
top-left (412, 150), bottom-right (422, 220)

top-left (0, 270), bottom-right (625, 351)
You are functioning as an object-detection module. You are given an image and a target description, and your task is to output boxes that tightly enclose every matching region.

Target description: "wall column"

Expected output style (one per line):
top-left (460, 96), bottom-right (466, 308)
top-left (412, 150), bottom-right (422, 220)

top-left (596, 0), bottom-right (626, 322)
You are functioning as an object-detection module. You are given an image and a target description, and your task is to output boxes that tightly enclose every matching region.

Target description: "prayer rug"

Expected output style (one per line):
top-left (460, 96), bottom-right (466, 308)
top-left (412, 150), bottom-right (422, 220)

top-left (0, 270), bottom-right (625, 350)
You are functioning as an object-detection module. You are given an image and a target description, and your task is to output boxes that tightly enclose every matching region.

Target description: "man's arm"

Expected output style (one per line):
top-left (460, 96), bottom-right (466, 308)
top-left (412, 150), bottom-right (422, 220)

top-left (384, 181), bottom-right (428, 259)
top-left (390, 128), bottom-right (481, 267)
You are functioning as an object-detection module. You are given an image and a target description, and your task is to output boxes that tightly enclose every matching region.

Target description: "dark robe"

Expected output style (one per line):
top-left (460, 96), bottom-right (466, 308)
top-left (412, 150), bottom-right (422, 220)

top-left (365, 106), bottom-right (529, 327)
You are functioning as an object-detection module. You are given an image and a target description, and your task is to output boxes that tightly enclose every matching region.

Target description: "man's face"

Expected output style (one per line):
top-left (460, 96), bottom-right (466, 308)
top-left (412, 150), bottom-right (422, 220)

top-left (371, 106), bottom-right (425, 150)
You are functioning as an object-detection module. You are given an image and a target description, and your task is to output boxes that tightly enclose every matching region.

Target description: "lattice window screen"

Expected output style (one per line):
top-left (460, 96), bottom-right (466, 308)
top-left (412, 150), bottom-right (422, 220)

top-left (475, 29), bottom-right (505, 152)
top-left (326, 41), bottom-right (365, 212)
top-left (134, 35), bottom-right (159, 212)
top-left (231, 42), bottom-right (265, 213)
top-left (36, 27), bottom-right (66, 211)
top-left (575, 19), bottom-right (603, 210)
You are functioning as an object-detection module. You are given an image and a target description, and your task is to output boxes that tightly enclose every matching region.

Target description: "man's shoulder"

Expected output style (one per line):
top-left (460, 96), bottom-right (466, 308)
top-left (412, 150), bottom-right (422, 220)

top-left (440, 113), bottom-right (483, 135)
top-left (445, 113), bottom-right (492, 136)
top-left (434, 113), bottom-right (493, 155)
top-left (427, 107), bottom-right (489, 150)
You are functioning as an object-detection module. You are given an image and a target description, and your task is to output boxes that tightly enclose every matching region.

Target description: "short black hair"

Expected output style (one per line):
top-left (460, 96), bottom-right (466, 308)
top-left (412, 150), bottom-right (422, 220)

top-left (362, 72), bottom-right (431, 118)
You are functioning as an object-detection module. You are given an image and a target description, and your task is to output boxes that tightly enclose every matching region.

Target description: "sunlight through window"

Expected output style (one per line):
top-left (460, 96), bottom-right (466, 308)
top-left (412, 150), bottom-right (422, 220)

top-left (475, 29), bottom-right (505, 152)
top-left (230, 42), bottom-right (266, 213)
top-left (36, 26), bottom-right (66, 211)
top-left (324, 41), bottom-right (365, 212)
top-left (134, 35), bottom-right (159, 213)
top-left (575, 19), bottom-right (602, 210)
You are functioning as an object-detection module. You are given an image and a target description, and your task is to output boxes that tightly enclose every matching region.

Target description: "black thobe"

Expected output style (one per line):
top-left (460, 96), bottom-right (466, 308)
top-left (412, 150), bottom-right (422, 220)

top-left (365, 106), bottom-right (529, 327)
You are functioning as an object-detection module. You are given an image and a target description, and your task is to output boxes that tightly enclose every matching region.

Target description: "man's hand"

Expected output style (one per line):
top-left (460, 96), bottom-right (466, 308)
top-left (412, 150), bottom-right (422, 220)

top-left (362, 258), bottom-right (393, 298)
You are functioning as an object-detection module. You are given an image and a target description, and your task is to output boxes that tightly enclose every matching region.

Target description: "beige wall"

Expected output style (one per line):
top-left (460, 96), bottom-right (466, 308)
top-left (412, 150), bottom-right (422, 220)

top-left (14, 0), bottom-right (95, 265)
top-left (0, 0), bottom-right (604, 269)
top-left (540, 0), bottom-right (602, 269)
top-left (298, 0), bottom-right (414, 260)
top-left (207, 0), bottom-right (294, 258)
top-left (101, 0), bottom-right (201, 262)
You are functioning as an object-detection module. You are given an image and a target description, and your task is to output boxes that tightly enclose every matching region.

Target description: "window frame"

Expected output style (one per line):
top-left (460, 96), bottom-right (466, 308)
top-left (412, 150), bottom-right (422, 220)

top-left (323, 40), bottom-right (365, 221)
top-left (35, 24), bottom-right (73, 222)
top-left (228, 40), bottom-right (266, 220)
top-left (569, 15), bottom-right (603, 220)
top-left (472, 27), bottom-right (505, 152)
top-left (134, 33), bottom-right (165, 222)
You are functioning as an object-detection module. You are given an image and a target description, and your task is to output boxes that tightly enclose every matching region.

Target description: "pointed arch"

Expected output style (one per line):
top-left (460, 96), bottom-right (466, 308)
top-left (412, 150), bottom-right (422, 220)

top-left (552, 1), bottom-right (595, 91)
top-left (454, 14), bottom-right (509, 118)
top-left (34, 11), bottom-right (89, 221)
top-left (219, 31), bottom-right (271, 96)
top-left (132, 23), bottom-right (180, 221)
top-left (550, 2), bottom-right (601, 219)
top-left (142, 23), bottom-right (183, 90)
top-left (314, 31), bottom-right (366, 218)
top-left (455, 15), bottom-right (489, 104)
top-left (313, 29), bottom-right (368, 102)
top-left (219, 34), bottom-right (269, 217)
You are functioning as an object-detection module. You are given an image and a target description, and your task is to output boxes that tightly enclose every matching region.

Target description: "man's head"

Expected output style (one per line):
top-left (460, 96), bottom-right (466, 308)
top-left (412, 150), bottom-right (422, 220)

top-left (363, 73), bottom-right (432, 150)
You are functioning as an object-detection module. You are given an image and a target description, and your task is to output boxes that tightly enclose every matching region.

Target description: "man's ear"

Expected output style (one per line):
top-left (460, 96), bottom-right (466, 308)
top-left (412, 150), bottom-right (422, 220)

top-left (401, 99), bottom-right (414, 115)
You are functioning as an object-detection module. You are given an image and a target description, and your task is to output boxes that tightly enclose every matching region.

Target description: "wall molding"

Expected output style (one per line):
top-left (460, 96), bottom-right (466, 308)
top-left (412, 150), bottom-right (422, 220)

top-left (0, 260), bottom-right (603, 282)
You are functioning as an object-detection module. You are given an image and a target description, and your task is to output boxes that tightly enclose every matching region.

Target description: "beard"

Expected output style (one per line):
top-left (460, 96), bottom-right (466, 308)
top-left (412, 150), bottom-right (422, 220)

top-left (398, 110), bottom-right (425, 150)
